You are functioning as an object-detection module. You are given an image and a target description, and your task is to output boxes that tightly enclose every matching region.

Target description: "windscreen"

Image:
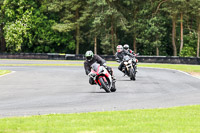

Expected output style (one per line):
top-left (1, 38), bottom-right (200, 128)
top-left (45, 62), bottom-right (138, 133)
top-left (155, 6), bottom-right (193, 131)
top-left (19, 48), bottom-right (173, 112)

top-left (123, 55), bottom-right (130, 61)
top-left (91, 62), bottom-right (100, 72)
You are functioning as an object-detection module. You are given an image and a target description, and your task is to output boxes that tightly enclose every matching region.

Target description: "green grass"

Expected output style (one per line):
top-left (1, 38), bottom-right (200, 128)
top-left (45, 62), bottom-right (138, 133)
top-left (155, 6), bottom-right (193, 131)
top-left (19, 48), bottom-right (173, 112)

top-left (0, 105), bottom-right (200, 133)
top-left (0, 64), bottom-right (83, 66)
top-left (0, 59), bottom-right (84, 62)
top-left (138, 63), bottom-right (200, 73)
top-left (0, 70), bottom-right (11, 76)
top-left (1, 61), bottom-right (200, 74)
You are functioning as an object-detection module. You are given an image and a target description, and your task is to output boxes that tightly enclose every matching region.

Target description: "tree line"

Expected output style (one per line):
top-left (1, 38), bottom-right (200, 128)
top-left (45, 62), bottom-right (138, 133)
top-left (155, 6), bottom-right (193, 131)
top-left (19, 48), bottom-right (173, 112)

top-left (0, 0), bottom-right (200, 57)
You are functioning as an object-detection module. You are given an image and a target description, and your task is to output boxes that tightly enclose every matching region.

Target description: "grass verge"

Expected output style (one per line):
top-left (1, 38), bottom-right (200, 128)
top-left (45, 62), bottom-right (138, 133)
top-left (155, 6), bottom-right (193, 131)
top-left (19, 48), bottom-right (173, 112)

top-left (138, 63), bottom-right (200, 73)
top-left (0, 105), bottom-right (200, 133)
top-left (1, 62), bottom-right (200, 76)
top-left (0, 70), bottom-right (11, 76)
top-left (0, 64), bottom-right (83, 66)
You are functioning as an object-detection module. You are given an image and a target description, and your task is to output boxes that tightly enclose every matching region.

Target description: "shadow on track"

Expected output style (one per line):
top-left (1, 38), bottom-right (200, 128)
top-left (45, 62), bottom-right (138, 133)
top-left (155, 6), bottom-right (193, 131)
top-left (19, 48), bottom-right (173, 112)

top-left (116, 79), bottom-right (134, 81)
top-left (90, 91), bottom-right (111, 93)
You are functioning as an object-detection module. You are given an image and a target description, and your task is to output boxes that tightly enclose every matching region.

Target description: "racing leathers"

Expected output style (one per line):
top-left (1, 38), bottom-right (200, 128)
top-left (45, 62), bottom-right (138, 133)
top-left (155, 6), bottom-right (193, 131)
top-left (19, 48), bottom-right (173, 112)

top-left (127, 49), bottom-right (138, 72)
top-left (84, 54), bottom-right (114, 85)
top-left (127, 49), bottom-right (135, 55)
top-left (115, 50), bottom-right (134, 72)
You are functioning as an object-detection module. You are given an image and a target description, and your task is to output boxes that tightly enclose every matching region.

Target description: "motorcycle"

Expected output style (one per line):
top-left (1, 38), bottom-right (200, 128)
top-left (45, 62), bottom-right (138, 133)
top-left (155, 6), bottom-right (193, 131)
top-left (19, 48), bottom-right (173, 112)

top-left (122, 55), bottom-right (138, 80)
top-left (88, 62), bottom-right (116, 93)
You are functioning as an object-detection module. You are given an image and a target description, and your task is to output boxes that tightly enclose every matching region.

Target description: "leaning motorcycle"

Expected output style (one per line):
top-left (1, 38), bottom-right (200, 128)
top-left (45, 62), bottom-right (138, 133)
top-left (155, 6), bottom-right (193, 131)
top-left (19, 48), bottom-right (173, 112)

top-left (122, 55), bottom-right (138, 80)
top-left (89, 62), bottom-right (116, 93)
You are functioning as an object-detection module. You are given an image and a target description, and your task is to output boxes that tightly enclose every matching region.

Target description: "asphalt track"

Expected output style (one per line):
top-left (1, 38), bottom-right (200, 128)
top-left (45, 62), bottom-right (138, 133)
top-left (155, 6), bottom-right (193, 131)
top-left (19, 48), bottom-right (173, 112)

top-left (0, 60), bottom-right (200, 117)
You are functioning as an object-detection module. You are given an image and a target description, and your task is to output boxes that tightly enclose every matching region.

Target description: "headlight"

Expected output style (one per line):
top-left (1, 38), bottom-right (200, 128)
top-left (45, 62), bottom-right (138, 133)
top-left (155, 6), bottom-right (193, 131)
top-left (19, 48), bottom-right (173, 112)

top-left (124, 62), bottom-right (128, 65)
top-left (128, 60), bottom-right (132, 64)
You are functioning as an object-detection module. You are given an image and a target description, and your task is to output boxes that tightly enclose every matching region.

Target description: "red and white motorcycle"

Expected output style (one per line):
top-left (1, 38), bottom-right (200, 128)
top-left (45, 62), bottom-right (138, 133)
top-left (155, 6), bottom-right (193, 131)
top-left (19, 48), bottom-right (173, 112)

top-left (89, 62), bottom-right (116, 93)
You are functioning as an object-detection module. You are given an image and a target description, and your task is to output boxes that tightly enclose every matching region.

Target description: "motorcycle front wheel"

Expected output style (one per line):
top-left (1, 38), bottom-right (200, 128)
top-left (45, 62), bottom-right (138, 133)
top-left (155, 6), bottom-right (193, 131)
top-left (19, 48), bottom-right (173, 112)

top-left (99, 77), bottom-right (111, 93)
top-left (130, 68), bottom-right (136, 80)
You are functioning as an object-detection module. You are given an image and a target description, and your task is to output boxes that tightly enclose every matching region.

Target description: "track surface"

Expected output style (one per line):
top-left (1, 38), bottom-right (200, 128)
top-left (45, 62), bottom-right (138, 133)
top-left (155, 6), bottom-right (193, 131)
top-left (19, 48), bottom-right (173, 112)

top-left (0, 60), bottom-right (200, 117)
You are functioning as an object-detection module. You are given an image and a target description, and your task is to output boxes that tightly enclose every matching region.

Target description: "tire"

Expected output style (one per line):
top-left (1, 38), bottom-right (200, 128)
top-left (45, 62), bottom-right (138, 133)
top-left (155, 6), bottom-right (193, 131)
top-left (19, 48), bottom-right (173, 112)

top-left (99, 77), bottom-right (111, 93)
top-left (111, 88), bottom-right (116, 92)
top-left (130, 68), bottom-right (136, 80)
top-left (110, 82), bottom-right (116, 92)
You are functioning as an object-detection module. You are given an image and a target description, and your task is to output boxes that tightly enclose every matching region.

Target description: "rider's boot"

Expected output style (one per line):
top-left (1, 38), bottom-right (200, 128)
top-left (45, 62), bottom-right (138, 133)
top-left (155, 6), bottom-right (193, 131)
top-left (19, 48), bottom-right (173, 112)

top-left (112, 76), bottom-right (116, 82)
top-left (111, 81), bottom-right (116, 92)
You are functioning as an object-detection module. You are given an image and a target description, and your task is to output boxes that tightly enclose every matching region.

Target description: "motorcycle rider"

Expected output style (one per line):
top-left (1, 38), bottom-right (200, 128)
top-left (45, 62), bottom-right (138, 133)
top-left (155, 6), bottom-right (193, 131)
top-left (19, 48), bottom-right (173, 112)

top-left (84, 50), bottom-right (116, 85)
top-left (123, 44), bottom-right (138, 72)
top-left (115, 45), bottom-right (134, 73)
top-left (123, 44), bottom-right (135, 55)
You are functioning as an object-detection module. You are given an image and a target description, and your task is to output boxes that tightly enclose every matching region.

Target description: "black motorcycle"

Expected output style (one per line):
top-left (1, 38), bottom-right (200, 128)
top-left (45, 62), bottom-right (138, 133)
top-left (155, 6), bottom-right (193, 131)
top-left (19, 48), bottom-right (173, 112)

top-left (122, 55), bottom-right (138, 80)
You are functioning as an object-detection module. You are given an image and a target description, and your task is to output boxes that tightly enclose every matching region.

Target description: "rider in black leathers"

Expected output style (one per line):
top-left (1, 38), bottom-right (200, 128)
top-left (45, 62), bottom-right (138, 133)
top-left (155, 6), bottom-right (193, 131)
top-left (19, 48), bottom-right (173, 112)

top-left (123, 44), bottom-right (135, 55)
top-left (84, 50), bottom-right (115, 85)
top-left (123, 44), bottom-right (138, 72)
top-left (115, 45), bottom-right (134, 73)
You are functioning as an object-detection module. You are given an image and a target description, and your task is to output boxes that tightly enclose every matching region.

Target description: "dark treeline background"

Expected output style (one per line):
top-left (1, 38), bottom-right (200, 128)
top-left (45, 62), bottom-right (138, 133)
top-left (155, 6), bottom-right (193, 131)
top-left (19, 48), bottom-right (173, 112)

top-left (0, 0), bottom-right (200, 57)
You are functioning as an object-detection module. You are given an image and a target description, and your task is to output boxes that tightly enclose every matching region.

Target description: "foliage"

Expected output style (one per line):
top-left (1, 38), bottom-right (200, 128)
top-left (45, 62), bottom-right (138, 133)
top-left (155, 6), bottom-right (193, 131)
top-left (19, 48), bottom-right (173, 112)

top-left (4, 10), bottom-right (32, 52)
top-left (179, 32), bottom-right (197, 57)
top-left (30, 11), bottom-right (75, 53)
top-left (137, 15), bottom-right (167, 55)
top-left (180, 46), bottom-right (196, 57)
top-left (2, 0), bottom-right (75, 53)
top-left (0, 0), bottom-right (200, 56)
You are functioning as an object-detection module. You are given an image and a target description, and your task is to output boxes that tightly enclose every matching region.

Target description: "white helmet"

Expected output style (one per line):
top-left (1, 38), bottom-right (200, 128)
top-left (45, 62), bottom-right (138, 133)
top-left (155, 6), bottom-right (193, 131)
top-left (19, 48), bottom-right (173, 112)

top-left (117, 45), bottom-right (123, 53)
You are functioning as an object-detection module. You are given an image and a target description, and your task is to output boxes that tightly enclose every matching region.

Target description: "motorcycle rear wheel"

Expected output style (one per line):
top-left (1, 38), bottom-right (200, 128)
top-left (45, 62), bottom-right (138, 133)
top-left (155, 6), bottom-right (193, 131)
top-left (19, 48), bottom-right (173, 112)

top-left (99, 77), bottom-right (111, 93)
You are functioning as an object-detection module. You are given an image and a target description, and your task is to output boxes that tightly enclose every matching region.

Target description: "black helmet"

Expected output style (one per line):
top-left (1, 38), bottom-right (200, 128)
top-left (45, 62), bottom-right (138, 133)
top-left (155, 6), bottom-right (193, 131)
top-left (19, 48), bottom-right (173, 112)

top-left (123, 44), bottom-right (129, 50)
top-left (85, 50), bottom-right (94, 61)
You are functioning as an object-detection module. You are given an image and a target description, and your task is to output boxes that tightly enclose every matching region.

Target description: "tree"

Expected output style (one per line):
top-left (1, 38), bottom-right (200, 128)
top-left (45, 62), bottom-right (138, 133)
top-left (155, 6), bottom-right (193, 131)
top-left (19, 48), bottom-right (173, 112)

top-left (162, 0), bottom-right (179, 56)
top-left (84, 0), bottom-right (127, 55)
top-left (3, 0), bottom-right (36, 52)
top-left (0, 0), bottom-right (6, 52)
top-left (188, 0), bottom-right (200, 57)
top-left (148, 16), bottom-right (166, 56)
top-left (45, 0), bottom-right (87, 54)
top-left (198, 22), bottom-right (200, 57)
top-left (162, 0), bottom-right (189, 56)
top-left (0, 0), bottom-right (199, 56)
top-left (127, 0), bottom-right (151, 54)
top-left (3, 0), bottom-right (74, 53)
top-left (176, 0), bottom-right (187, 54)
